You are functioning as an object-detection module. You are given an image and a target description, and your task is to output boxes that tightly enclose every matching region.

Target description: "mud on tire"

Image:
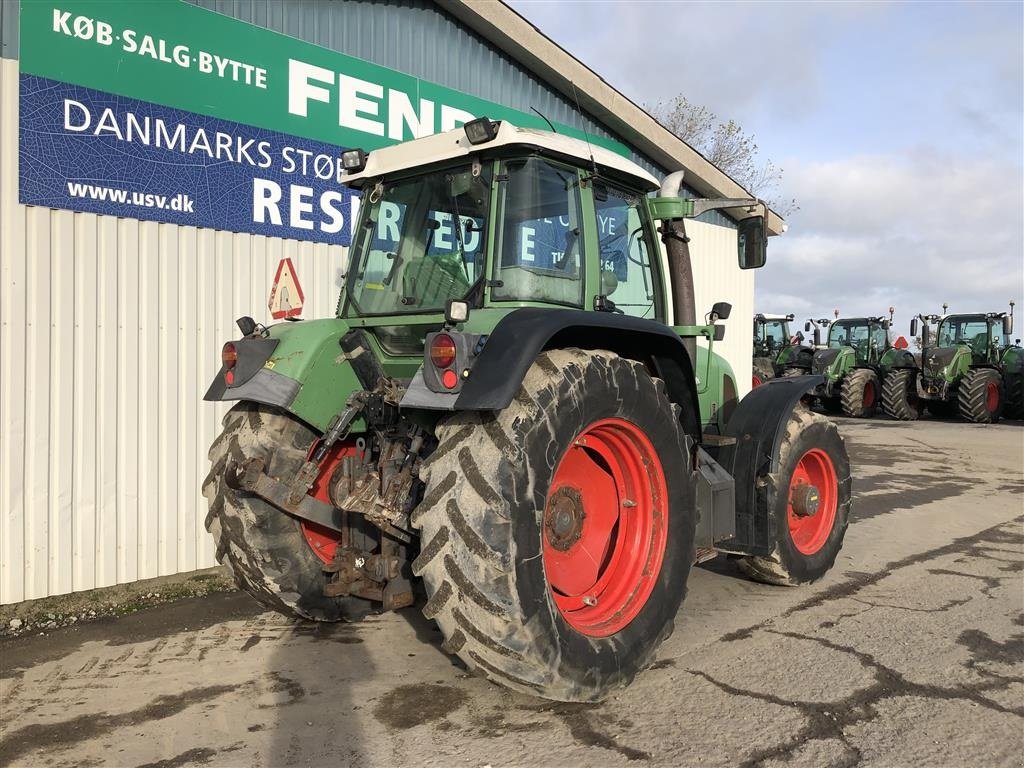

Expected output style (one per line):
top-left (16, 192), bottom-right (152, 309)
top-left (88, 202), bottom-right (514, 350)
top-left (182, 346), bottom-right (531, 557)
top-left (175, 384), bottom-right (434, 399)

top-left (882, 368), bottom-right (923, 421)
top-left (753, 357), bottom-right (775, 388)
top-left (203, 403), bottom-right (374, 622)
top-left (840, 368), bottom-right (880, 418)
top-left (739, 406), bottom-right (851, 586)
top-left (412, 349), bottom-right (696, 702)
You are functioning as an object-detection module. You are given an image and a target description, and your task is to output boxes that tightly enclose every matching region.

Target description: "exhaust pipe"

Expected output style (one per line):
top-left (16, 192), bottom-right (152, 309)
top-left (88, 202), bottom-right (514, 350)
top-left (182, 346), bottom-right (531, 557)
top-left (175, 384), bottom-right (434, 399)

top-left (659, 171), bottom-right (696, 363)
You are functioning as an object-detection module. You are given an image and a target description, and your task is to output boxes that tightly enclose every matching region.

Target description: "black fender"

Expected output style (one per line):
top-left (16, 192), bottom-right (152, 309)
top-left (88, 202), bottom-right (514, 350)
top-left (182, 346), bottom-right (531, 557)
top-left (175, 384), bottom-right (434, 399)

top-left (455, 307), bottom-right (702, 440)
top-left (714, 374), bottom-right (824, 556)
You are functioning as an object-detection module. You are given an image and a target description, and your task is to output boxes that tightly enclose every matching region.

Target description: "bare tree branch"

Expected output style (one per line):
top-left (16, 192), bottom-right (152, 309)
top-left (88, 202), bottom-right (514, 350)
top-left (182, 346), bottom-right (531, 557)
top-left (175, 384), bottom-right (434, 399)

top-left (647, 97), bottom-right (798, 217)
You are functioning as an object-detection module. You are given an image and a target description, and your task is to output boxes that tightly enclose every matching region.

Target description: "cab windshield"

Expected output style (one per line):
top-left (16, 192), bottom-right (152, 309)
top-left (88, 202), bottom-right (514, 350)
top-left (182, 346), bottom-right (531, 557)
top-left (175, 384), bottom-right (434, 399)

top-left (827, 321), bottom-right (869, 348)
top-left (937, 317), bottom-right (988, 347)
top-left (346, 164), bottom-right (491, 316)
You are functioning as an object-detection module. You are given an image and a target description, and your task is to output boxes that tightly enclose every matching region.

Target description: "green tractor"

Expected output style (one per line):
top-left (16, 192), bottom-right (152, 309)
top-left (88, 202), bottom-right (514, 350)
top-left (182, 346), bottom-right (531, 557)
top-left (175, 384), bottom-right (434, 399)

top-left (752, 313), bottom-right (813, 387)
top-left (804, 311), bottom-right (915, 418)
top-left (203, 119), bottom-right (851, 702)
top-left (892, 305), bottom-right (1023, 423)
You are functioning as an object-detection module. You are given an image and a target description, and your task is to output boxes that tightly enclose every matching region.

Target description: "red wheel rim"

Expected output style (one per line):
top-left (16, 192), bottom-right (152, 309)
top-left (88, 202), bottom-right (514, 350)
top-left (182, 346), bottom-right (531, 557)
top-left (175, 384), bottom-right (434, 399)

top-left (542, 418), bottom-right (668, 637)
top-left (787, 448), bottom-right (838, 556)
top-left (752, 375), bottom-right (763, 388)
top-left (300, 441), bottom-right (360, 565)
top-left (986, 382), bottom-right (999, 412)
top-left (863, 380), bottom-right (875, 409)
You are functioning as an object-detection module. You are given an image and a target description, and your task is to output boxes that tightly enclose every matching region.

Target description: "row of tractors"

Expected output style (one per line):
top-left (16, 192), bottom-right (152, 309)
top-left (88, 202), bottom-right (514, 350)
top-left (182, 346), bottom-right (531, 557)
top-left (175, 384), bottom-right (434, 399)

top-left (753, 305), bottom-right (1023, 424)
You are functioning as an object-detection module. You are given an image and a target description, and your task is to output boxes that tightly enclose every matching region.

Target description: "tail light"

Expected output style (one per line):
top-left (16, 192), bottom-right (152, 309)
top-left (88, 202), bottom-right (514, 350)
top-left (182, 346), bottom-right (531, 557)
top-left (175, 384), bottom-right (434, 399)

top-left (429, 334), bottom-right (457, 369)
top-left (222, 342), bottom-right (238, 385)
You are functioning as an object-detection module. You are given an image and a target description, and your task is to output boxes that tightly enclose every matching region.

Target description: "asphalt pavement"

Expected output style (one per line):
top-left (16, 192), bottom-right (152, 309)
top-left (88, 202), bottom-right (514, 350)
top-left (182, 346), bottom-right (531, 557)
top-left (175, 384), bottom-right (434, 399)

top-left (1, 418), bottom-right (1022, 768)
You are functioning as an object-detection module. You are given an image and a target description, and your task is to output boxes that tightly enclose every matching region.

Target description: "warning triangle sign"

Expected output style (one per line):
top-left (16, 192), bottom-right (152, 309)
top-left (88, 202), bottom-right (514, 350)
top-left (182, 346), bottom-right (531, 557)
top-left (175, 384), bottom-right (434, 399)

top-left (269, 258), bottom-right (305, 319)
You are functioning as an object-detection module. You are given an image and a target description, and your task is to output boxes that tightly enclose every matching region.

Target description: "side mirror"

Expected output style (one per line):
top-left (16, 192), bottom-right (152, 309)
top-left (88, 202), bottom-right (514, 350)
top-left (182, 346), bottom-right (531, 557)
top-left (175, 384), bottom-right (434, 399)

top-left (737, 216), bottom-right (767, 270)
top-left (710, 301), bottom-right (732, 320)
top-left (795, 331), bottom-right (805, 342)
top-left (882, 320), bottom-right (890, 330)
top-left (922, 324), bottom-right (930, 346)
top-left (804, 321), bottom-right (812, 333)
top-left (910, 318), bottom-right (918, 337)
top-left (813, 329), bottom-right (822, 347)
top-left (1004, 316), bottom-right (1013, 336)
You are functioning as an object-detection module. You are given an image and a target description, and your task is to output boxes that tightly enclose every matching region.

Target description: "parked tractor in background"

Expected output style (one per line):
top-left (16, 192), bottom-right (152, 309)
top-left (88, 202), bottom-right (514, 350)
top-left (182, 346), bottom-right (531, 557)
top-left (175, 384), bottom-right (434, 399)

top-left (752, 313), bottom-right (813, 387)
top-left (894, 305), bottom-right (1023, 423)
top-left (804, 311), bottom-right (915, 418)
top-left (202, 119), bottom-right (851, 703)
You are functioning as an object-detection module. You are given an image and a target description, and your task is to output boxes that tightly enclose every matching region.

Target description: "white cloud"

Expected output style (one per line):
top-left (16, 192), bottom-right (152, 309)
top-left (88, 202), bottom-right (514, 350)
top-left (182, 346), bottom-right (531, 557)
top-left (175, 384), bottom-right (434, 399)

top-left (760, 151), bottom-right (1024, 323)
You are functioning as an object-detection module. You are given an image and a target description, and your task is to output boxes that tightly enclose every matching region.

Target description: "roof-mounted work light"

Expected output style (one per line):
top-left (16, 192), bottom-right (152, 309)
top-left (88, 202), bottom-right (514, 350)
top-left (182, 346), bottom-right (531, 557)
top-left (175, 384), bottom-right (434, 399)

top-left (463, 117), bottom-right (498, 145)
top-left (341, 149), bottom-right (368, 173)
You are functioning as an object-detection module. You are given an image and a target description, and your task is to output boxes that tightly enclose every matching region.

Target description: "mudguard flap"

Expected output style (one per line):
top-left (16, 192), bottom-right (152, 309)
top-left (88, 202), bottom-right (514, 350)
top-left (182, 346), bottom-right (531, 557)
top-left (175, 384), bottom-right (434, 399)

top-left (713, 374), bottom-right (823, 556)
top-left (203, 318), bottom-right (366, 432)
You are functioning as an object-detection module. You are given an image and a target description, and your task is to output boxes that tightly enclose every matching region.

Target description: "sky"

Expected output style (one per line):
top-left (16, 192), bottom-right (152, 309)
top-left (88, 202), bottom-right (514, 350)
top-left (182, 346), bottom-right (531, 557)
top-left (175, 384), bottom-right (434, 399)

top-left (508, 0), bottom-right (1024, 333)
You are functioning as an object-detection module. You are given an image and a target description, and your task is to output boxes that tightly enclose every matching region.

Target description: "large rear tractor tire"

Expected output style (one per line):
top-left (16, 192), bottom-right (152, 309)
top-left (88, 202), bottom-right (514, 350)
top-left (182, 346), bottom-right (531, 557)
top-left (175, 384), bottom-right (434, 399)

top-left (840, 369), bottom-right (880, 418)
top-left (882, 368), bottom-right (923, 421)
top-left (203, 403), bottom-right (374, 622)
top-left (413, 349), bottom-right (696, 702)
top-left (753, 358), bottom-right (775, 388)
top-left (739, 407), bottom-right (851, 586)
top-left (958, 368), bottom-right (1004, 424)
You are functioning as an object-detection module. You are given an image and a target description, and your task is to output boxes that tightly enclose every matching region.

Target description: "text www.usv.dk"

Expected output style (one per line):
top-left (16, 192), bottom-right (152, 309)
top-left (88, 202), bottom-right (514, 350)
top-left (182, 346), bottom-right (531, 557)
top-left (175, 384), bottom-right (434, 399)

top-left (66, 182), bottom-right (195, 212)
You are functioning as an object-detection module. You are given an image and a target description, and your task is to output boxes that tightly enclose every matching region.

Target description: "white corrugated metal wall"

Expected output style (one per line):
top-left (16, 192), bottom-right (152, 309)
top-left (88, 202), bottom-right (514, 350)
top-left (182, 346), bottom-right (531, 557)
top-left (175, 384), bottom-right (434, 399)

top-left (0, 57), bottom-right (348, 603)
top-left (687, 219), bottom-right (755, 398)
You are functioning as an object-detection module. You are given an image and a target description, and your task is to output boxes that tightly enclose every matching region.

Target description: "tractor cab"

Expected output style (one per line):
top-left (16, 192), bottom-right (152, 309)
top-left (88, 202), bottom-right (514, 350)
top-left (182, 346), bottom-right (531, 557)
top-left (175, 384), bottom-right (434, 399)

top-left (933, 314), bottom-right (1008, 365)
top-left (753, 313), bottom-right (795, 357)
top-left (824, 317), bottom-right (890, 365)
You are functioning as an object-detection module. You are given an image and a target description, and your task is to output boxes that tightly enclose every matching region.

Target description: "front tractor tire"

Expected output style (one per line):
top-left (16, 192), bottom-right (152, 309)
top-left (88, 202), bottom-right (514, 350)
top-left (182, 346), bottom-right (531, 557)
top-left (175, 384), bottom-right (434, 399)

top-left (739, 406), bottom-right (851, 586)
top-left (413, 349), bottom-right (696, 702)
top-left (840, 369), bottom-right (880, 418)
top-left (753, 358), bottom-right (775, 388)
top-left (958, 368), bottom-right (1004, 424)
top-left (882, 368), bottom-right (923, 421)
top-left (203, 404), bottom-right (374, 622)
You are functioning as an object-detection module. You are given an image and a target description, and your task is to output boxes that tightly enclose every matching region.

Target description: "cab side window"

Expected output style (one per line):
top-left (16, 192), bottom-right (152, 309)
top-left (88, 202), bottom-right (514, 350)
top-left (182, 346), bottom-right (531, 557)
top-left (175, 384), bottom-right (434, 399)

top-left (593, 183), bottom-right (660, 320)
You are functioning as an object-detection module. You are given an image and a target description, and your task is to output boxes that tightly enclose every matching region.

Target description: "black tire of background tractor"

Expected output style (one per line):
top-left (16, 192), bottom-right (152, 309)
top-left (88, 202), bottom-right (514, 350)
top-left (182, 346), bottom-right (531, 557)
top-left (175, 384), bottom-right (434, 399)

top-left (840, 369), bottom-right (880, 418)
top-left (203, 403), bottom-right (374, 622)
top-left (1004, 374), bottom-right (1024, 420)
top-left (926, 400), bottom-right (958, 418)
top-left (957, 368), bottom-right (1004, 424)
top-left (753, 358), bottom-right (775, 387)
top-left (412, 349), bottom-right (696, 702)
top-left (881, 368), bottom-right (923, 421)
top-left (738, 406), bottom-right (851, 585)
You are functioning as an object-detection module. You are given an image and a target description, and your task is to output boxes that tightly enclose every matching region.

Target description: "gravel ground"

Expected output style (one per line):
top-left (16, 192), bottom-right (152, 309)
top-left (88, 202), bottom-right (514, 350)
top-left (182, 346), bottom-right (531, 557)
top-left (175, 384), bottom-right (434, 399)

top-left (1, 418), bottom-right (1021, 768)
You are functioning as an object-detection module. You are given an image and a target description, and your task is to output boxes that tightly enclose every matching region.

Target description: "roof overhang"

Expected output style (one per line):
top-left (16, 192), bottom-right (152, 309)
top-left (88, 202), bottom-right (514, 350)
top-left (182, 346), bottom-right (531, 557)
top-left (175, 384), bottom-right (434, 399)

top-left (436, 0), bottom-right (787, 236)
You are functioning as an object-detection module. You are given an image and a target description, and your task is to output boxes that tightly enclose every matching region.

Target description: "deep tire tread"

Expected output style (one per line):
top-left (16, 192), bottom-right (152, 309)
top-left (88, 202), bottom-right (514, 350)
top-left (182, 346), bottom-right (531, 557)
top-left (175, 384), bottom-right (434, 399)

top-left (882, 368), bottom-right (922, 421)
top-left (414, 349), bottom-right (694, 702)
top-left (840, 369), bottom-right (879, 418)
top-left (204, 403), bottom-right (372, 622)
top-left (957, 368), bottom-right (1004, 424)
top-left (739, 406), bottom-right (851, 586)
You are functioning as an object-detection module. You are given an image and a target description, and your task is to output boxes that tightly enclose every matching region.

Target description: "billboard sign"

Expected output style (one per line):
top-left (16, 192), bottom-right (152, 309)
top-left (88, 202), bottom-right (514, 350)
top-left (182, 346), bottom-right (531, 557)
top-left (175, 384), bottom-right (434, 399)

top-left (18, 0), bottom-right (628, 245)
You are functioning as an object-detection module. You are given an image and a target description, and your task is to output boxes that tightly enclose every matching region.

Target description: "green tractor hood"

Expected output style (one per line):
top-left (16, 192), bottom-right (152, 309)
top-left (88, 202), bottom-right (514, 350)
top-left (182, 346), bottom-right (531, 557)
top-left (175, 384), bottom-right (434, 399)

top-left (204, 318), bottom-right (365, 432)
top-left (811, 347), bottom-right (854, 380)
top-left (923, 345), bottom-right (969, 381)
